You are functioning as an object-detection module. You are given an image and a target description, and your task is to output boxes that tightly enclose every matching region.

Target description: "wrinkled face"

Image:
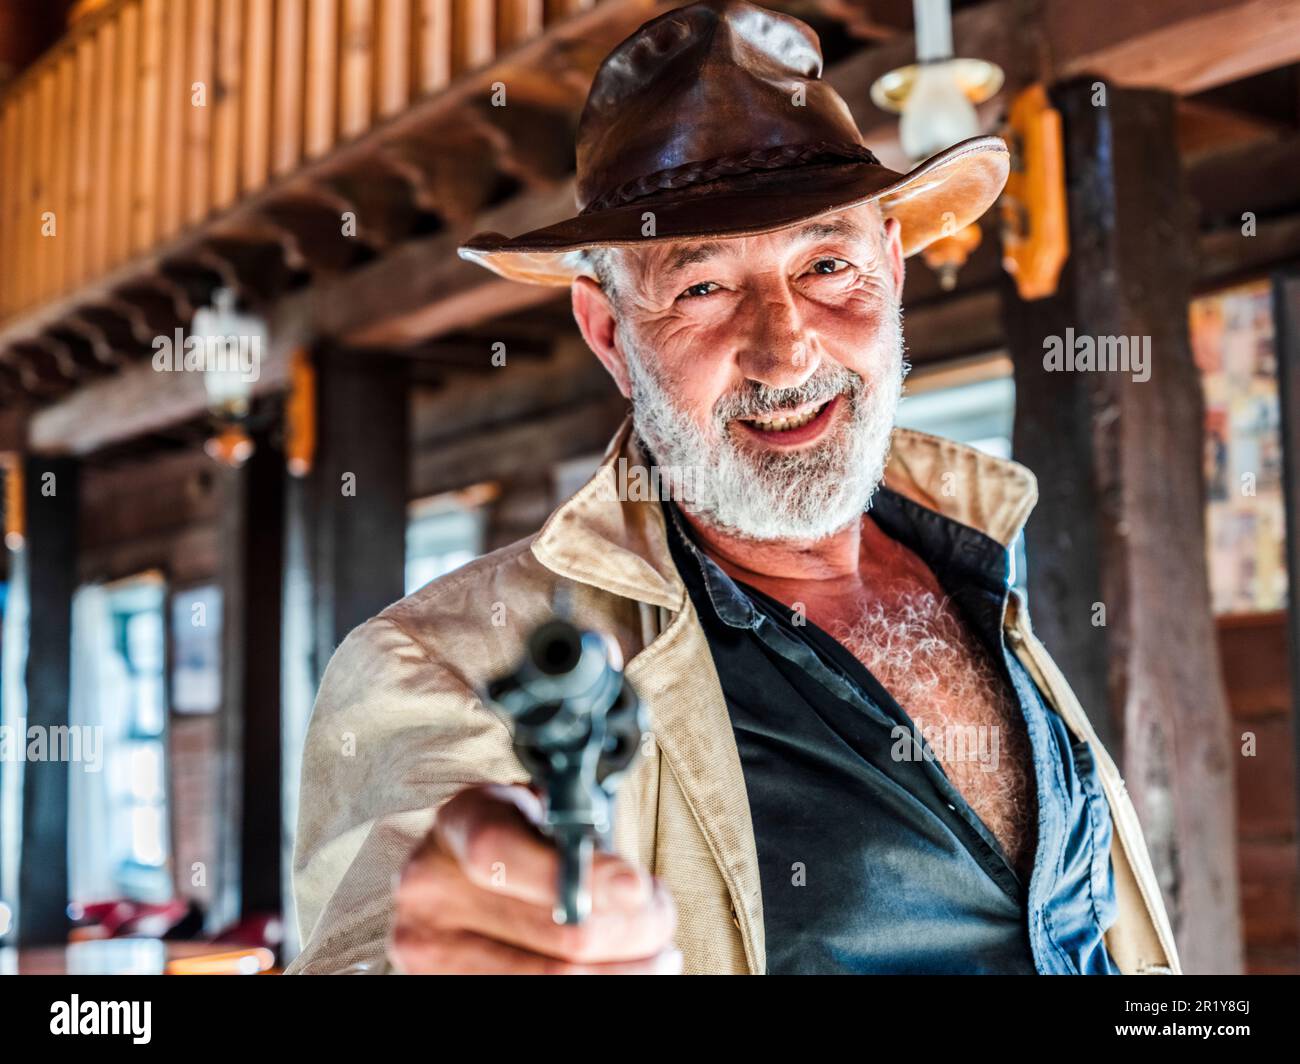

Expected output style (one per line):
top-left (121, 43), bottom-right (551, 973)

top-left (572, 202), bottom-right (908, 541)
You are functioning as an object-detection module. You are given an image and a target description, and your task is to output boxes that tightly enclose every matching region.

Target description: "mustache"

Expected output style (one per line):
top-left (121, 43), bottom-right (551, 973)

top-left (713, 362), bottom-right (862, 425)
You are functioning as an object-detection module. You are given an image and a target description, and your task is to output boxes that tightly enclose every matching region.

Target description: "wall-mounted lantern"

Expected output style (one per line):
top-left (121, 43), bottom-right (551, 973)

top-left (193, 288), bottom-right (264, 467)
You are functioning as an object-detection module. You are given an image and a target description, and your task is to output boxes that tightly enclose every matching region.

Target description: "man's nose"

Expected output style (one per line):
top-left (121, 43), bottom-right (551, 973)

top-left (735, 289), bottom-right (817, 391)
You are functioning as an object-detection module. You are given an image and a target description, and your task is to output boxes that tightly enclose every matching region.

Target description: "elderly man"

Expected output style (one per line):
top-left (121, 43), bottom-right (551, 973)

top-left (288, 0), bottom-right (1179, 975)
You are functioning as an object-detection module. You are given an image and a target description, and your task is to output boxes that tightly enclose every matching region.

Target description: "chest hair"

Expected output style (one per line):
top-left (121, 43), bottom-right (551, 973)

top-left (830, 590), bottom-right (1039, 881)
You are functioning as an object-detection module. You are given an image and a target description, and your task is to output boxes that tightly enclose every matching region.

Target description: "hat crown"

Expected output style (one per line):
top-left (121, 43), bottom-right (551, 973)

top-left (575, 0), bottom-right (867, 211)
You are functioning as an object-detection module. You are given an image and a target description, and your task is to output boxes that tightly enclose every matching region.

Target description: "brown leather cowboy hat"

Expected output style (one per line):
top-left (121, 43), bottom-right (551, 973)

top-left (458, 0), bottom-right (1009, 286)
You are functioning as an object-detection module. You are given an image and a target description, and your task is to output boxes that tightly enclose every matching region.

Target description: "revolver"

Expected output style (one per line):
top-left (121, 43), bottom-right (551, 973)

top-left (483, 618), bottom-right (645, 924)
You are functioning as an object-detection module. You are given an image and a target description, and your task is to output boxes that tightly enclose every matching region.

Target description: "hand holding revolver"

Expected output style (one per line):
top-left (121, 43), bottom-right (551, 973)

top-left (388, 620), bottom-right (680, 974)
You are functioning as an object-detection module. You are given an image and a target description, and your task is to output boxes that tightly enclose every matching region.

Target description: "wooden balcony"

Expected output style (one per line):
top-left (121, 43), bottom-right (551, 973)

top-left (0, 0), bottom-right (658, 408)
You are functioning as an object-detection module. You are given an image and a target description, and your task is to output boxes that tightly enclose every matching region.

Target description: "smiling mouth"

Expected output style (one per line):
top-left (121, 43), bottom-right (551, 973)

top-left (734, 393), bottom-right (842, 445)
top-left (744, 399), bottom-right (830, 432)
top-left (743, 392), bottom-right (832, 431)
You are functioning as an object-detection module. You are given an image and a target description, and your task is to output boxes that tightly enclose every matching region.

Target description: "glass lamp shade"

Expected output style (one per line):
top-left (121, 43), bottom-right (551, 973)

top-left (899, 61), bottom-right (981, 162)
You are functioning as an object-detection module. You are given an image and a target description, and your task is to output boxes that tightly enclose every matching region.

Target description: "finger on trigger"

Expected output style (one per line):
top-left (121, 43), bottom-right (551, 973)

top-left (434, 783), bottom-right (561, 906)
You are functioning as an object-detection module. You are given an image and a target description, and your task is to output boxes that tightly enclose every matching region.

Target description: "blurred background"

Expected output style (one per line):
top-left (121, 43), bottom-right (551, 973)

top-left (0, 0), bottom-right (1297, 974)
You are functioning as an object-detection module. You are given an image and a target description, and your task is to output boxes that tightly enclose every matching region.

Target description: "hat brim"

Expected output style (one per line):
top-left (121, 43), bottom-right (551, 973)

top-left (457, 135), bottom-right (1009, 286)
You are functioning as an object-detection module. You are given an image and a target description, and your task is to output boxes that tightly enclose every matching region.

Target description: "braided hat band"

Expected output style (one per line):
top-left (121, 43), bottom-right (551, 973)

top-left (580, 141), bottom-right (881, 214)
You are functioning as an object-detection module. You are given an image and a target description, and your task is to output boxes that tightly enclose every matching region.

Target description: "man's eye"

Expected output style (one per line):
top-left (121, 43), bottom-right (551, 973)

top-left (679, 281), bottom-right (719, 299)
top-left (807, 257), bottom-right (849, 276)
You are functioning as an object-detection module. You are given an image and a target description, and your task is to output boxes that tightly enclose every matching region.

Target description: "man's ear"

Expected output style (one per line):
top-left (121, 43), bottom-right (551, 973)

top-left (571, 275), bottom-right (631, 398)
top-left (883, 216), bottom-right (905, 302)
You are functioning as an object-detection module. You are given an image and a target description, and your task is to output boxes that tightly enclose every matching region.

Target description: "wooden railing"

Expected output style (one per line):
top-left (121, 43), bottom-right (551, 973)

top-left (0, 0), bottom-right (596, 327)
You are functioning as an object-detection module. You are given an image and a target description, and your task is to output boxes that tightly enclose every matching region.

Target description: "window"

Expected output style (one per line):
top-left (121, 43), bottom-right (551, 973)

top-left (896, 355), bottom-right (1025, 588)
top-left (896, 355), bottom-right (1016, 458)
top-left (405, 486), bottom-right (493, 595)
top-left (106, 580), bottom-right (170, 897)
top-left (69, 575), bottom-right (172, 905)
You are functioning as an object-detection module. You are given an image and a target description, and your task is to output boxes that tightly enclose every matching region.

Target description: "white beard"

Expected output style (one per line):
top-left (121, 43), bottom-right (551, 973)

top-left (623, 302), bottom-right (907, 542)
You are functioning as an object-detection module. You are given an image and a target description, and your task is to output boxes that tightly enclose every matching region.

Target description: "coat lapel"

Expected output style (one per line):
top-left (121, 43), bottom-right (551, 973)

top-left (621, 593), bottom-right (766, 972)
top-left (532, 416), bottom-right (765, 970)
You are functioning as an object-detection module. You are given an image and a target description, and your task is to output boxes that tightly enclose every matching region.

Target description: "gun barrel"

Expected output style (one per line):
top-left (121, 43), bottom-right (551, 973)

top-left (500, 620), bottom-right (614, 711)
top-left (555, 833), bottom-right (593, 924)
top-left (482, 617), bottom-right (643, 924)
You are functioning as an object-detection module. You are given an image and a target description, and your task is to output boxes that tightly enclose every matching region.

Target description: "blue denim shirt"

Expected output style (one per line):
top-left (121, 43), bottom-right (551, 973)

top-left (662, 490), bottom-right (1121, 974)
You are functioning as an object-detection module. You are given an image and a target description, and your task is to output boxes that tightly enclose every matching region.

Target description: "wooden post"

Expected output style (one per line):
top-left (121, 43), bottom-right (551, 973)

top-left (1001, 79), bottom-right (1242, 973)
top-left (1274, 268), bottom-right (1300, 933)
top-left (284, 346), bottom-right (407, 741)
top-left (215, 430), bottom-right (285, 927)
top-left (305, 349), bottom-right (410, 681)
top-left (279, 351), bottom-right (408, 958)
top-left (14, 455), bottom-right (79, 946)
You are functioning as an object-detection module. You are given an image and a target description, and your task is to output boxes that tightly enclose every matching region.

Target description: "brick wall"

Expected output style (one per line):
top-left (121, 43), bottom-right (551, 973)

top-left (1217, 611), bottom-right (1299, 973)
top-left (169, 714), bottom-right (220, 910)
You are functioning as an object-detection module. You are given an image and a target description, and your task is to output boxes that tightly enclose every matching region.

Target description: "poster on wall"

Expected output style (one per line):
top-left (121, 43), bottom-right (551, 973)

top-left (1191, 281), bottom-right (1287, 615)
top-left (170, 585), bottom-right (222, 715)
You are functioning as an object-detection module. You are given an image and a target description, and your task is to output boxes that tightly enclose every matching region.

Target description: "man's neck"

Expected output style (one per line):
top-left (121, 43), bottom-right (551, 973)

top-left (674, 502), bottom-right (939, 618)
top-left (676, 506), bottom-right (865, 589)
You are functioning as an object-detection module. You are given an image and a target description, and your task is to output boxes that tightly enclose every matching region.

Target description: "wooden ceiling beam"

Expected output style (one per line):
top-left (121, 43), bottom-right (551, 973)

top-left (904, 287), bottom-right (1005, 365)
top-left (1187, 131), bottom-right (1300, 224)
top-left (234, 193), bottom-right (367, 275)
top-left (26, 303), bottom-right (299, 456)
top-left (410, 396), bottom-right (627, 498)
top-left (813, 0), bottom-right (913, 41)
top-left (151, 261), bottom-right (222, 324)
top-left (68, 304), bottom-right (147, 360)
top-left (369, 334), bottom-right (553, 374)
top-left (308, 178), bottom-right (580, 347)
top-left (190, 236), bottom-right (296, 308)
top-left (1176, 96), bottom-right (1290, 159)
top-left (62, 311), bottom-right (128, 369)
top-left (1049, 0), bottom-right (1300, 97)
top-left (0, 384), bottom-right (29, 438)
top-left (43, 322), bottom-right (116, 378)
top-left (410, 332), bottom-right (616, 443)
top-left (379, 128), bottom-right (510, 222)
top-left (828, 0), bottom-right (1300, 169)
top-left (1196, 210), bottom-right (1300, 290)
top-left (465, 98), bottom-right (577, 191)
top-left (8, 341), bottom-right (76, 397)
top-left (110, 281), bottom-right (186, 336)
top-left (30, 334), bottom-right (83, 382)
top-left (321, 168), bottom-right (423, 250)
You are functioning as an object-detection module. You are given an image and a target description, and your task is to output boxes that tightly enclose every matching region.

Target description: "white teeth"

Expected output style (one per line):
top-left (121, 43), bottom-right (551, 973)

top-left (748, 401), bottom-right (825, 432)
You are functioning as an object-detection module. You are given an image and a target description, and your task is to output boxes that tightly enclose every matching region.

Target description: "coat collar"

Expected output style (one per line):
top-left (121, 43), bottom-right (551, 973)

top-left (532, 412), bottom-right (1039, 604)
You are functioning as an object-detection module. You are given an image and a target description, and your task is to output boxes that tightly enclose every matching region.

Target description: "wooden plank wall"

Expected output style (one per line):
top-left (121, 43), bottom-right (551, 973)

top-left (0, 0), bottom-right (600, 325)
top-left (1217, 612), bottom-right (1300, 974)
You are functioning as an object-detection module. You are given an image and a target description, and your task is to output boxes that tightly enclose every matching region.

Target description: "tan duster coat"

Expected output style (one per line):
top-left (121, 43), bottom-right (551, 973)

top-left (287, 416), bottom-right (1182, 975)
